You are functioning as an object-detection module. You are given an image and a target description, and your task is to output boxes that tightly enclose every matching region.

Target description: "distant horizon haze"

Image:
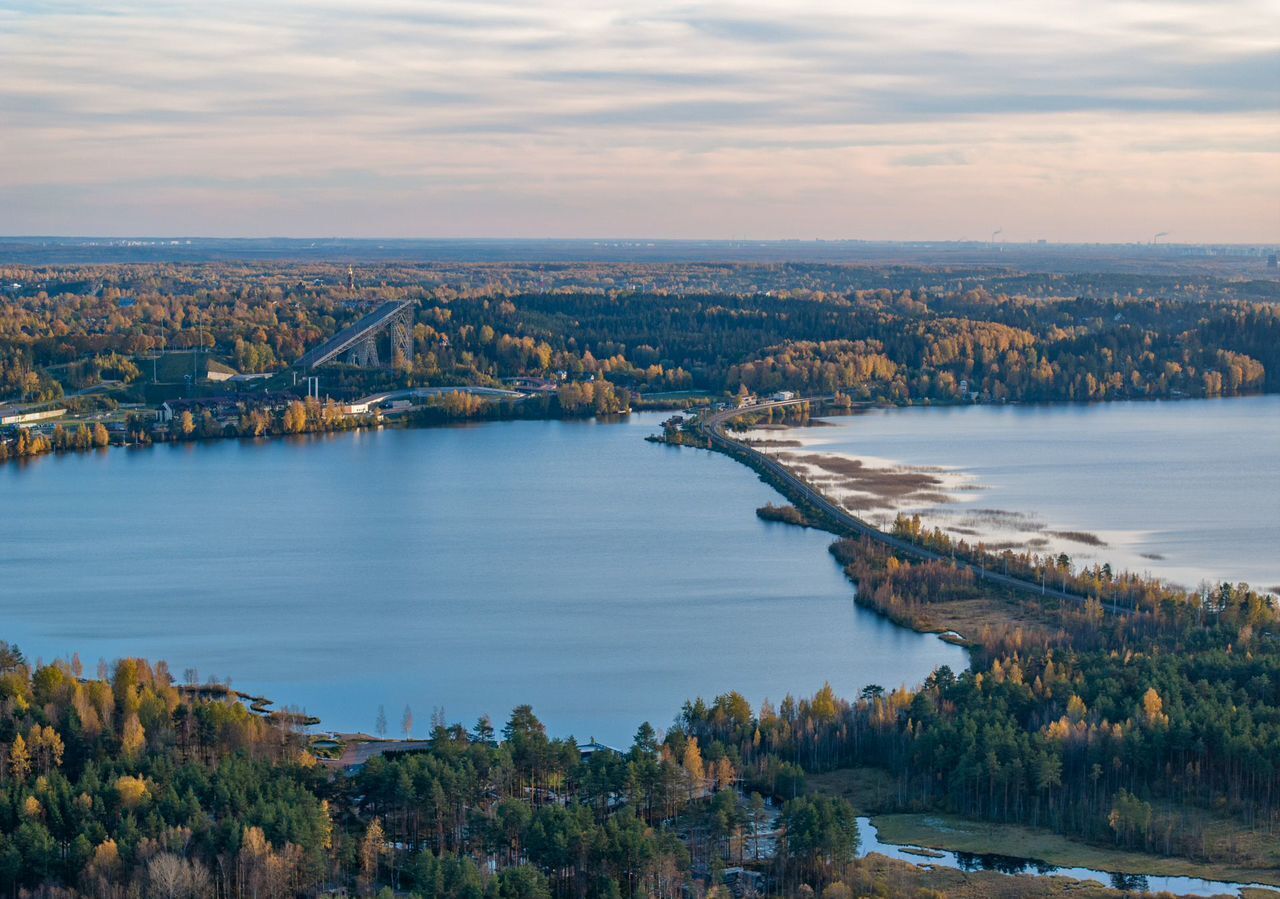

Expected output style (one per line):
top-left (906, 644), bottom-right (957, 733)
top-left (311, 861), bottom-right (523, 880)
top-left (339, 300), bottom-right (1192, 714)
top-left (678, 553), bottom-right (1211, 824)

top-left (2, 235), bottom-right (1276, 247)
top-left (2, 234), bottom-right (1276, 269)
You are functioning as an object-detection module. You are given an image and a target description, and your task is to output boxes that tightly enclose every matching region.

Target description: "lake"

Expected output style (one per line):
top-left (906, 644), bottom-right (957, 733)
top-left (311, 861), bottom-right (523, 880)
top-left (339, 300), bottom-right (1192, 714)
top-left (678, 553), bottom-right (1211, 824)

top-left (774, 396), bottom-right (1280, 593)
top-left (0, 413), bottom-right (964, 744)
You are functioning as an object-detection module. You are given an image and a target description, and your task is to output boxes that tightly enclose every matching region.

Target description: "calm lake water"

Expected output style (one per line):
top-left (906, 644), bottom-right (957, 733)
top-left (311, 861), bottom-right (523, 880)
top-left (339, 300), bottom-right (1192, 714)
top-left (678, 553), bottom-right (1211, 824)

top-left (0, 413), bottom-right (964, 744)
top-left (784, 396), bottom-right (1280, 593)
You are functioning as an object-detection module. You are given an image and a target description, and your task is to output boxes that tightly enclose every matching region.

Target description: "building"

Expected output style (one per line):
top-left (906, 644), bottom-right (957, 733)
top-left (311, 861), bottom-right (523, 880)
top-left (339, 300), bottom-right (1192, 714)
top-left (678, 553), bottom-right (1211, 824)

top-left (204, 359), bottom-right (238, 382)
top-left (158, 398), bottom-right (238, 424)
top-left (381, 399), bottom-right (412, 411)
top-left (0, 407), bottom-right (66, 427)
top-left (157, 394), bottom-right (293, 424)
top-left (577, 740), bottom-right (620, 763)
top-left (506, 376), bottom-right (557, 392)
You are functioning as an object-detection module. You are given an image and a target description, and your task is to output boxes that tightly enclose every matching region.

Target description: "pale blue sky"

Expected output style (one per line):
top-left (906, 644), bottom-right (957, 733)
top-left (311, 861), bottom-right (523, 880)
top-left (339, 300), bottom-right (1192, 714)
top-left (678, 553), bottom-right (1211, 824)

top-left (2, 0), bottom-right (1277, 240)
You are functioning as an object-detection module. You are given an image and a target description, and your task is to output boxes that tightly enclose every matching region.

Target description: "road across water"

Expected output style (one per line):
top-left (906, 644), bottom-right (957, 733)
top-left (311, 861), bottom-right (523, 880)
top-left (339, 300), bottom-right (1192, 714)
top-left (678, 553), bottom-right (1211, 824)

top-left (696, 399), bottom-right (1113, 613)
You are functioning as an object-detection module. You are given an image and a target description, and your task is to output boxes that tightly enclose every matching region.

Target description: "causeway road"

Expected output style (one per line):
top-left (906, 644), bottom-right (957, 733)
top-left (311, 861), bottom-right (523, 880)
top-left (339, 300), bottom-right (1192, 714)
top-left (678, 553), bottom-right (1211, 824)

top-left (696, 398), bottom-right (1106, 611)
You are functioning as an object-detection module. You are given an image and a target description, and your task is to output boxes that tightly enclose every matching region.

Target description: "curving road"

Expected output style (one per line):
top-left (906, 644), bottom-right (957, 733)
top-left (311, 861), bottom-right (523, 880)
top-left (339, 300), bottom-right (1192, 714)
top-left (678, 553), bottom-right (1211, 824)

top-left (354, 386), bottom-right (529, 407)
top-left (696, 397), bottom-right (1106, 610)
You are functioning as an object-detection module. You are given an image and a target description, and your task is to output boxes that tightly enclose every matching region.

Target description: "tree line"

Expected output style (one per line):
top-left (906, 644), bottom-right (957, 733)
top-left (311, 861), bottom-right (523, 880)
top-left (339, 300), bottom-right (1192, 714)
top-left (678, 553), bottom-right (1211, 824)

top-left (2, 266), bottom-right (1275, 412)
top-left (0, 640), bottom-right (877, 898)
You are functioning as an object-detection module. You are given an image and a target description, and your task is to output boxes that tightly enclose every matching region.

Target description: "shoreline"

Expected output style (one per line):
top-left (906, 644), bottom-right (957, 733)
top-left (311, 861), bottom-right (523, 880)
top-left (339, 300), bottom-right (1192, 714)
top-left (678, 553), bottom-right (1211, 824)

top-left (7, 406), bottom-right (960, 750)
top-left (753, 435), bottom-right (1136, 577)
top-left (747, 407), bottom-right (1279, 596)
top-left (859, 812), bottom-right (1280, 895)
top-left (11, 398), bottom-right (1279, 895)
top-left (690, 398), bottom-right (1107, 611)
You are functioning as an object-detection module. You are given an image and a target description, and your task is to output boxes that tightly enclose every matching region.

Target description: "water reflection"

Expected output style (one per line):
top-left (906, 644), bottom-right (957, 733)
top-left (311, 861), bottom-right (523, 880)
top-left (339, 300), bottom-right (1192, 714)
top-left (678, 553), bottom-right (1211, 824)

top-left (0, 413), bottom-right (966, 744)
top-left (783, 396), bottom-right (1280, 592)
top-left (856, 817), bottom-right (1277, 897)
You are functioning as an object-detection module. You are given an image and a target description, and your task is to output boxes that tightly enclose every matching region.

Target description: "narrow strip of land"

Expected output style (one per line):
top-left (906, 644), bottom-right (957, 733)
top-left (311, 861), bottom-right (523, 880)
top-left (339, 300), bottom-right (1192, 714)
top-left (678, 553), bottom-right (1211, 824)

top-left (697, 398), bottom-right (1108, 611)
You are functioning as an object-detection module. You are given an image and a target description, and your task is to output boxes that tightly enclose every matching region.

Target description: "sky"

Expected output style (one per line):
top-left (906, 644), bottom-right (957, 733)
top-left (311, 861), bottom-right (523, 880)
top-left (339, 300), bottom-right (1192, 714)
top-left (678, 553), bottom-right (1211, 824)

top-left (1, 0), bottom-right (1277, 242)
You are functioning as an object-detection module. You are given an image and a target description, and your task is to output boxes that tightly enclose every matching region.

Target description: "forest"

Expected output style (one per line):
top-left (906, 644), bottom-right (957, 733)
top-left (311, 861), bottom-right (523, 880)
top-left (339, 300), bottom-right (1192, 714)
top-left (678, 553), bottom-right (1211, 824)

top-left (0, 263), bottom-right (1276, 413)
top-left (817, 534), bottom-right (1280, 852)
top-left (1, 261), bottom-right (1277, 468)
top-left (2, 261), bottom-right (1277, 466)
top-left (0, 641), bottom-right (872, 898)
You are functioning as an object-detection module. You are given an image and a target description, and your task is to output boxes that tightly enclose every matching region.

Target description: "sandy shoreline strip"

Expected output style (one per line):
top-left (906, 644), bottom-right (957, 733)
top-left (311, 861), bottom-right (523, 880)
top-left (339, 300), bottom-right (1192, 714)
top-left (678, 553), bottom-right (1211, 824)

top-left (744, 422), bottom-right (1155, 581)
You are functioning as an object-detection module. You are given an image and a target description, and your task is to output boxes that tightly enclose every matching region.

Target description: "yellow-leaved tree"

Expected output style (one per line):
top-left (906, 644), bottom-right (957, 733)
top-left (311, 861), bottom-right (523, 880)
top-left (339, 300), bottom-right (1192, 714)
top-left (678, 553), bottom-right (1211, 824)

top-left (116, 775), bottom-right (149, 810)
top-left (9, 734), bottom-right (31, 784)
top-left (121, 714), bottom-right (146, 761)
top-left (682, 737), bottom-right (705, 799)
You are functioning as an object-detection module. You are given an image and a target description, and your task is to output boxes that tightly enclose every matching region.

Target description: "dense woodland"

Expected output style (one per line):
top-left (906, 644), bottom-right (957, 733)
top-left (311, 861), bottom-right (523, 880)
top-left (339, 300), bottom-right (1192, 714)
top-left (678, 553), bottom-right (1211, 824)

top-left (818, 536), bottom-right (1280, 851)
top-left (2, 261), bottom-right (1277, 463)
top-left (0, 641), bottom-right (875, 899)
top-left (0, 263), bottom-right (1276, 413)
top-left (3, 266), bottom-right (1278, 469)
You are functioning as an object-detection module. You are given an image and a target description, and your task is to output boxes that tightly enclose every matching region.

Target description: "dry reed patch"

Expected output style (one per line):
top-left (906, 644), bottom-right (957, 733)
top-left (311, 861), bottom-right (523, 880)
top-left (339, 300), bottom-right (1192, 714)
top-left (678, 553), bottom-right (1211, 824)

top-left (784, 452), bottom-right (954, 504)
top-left (1048, 530), bottom-right (1109, 547)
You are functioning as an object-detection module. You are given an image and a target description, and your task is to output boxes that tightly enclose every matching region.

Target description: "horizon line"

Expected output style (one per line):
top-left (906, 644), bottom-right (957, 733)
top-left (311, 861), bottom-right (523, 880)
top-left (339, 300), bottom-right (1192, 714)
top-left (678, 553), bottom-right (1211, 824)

top-left (3, 235), bottom-right (1278, 248)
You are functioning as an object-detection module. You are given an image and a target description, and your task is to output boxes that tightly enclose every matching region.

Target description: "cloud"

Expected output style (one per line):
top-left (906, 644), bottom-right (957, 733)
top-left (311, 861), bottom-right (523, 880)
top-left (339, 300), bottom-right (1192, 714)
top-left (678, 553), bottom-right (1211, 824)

top-left (895, 151), bottom-right (970, 168)
top-left (0, 0), bottom-right (1277, 240)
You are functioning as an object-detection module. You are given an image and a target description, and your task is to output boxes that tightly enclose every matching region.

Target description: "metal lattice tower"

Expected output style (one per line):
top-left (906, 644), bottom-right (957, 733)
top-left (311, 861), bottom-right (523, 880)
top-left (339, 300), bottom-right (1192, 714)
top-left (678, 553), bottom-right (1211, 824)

top-left (390, 306), bottom-right (413, 367)
top-left (296, 300), bottom-right (415, 370)
top-left (346, 336), bottom-right (380, 367)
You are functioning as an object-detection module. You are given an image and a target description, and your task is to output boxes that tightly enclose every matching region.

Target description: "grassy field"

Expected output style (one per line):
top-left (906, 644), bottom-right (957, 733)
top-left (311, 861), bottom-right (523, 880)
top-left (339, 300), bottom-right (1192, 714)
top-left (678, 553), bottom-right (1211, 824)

top-left (809, 767), bottom-right (1280, 891)
top-left (140, 351), bottom-right (236, 384)
top-left (807, 765), bottom-right (900, 811)
top-left (850, 853), bottom-right (1129, 899)
top-left (906, 589), bottom-right (1062, 644)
